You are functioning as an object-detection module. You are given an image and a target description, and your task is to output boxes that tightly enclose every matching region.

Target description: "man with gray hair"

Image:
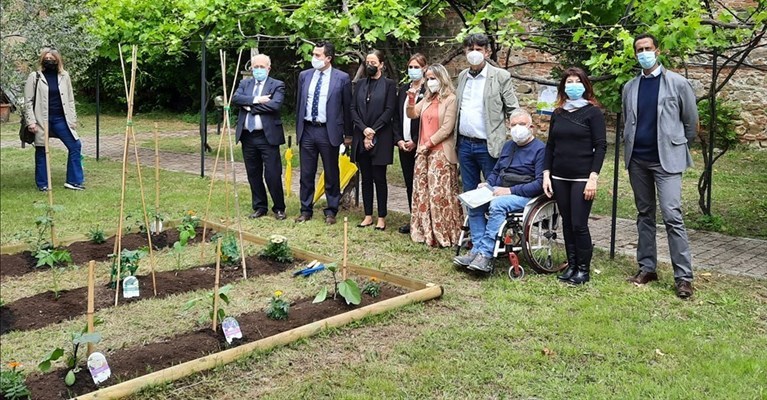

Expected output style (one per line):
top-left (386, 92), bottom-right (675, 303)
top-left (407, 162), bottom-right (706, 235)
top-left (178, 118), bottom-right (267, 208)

top-left (232, 54), bottom-right (287, 220)
top-left (454, 108), bottom-right (545, 272)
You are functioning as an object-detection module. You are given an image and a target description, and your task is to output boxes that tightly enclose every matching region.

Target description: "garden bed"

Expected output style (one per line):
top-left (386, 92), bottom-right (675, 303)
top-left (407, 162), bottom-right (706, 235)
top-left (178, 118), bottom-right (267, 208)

top-left (25, 285), bottom-right (406, 400)
top-left (0, 255), bottom-right (295, 334)
top-left (0, 226), bottom-right (210, 280)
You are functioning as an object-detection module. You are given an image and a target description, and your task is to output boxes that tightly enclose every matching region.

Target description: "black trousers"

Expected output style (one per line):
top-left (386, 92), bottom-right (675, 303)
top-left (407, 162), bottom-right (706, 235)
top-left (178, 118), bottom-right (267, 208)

top-left (299, 124), bottom-right (340, 216)
top-left (398, 148), bottom-right (416, 212)
top-left (356, 149), bottom-right (388, 218)
top-left (241, 130), bottom-right (285, 213)
top-left (551, 179), bottom-right (593, 251)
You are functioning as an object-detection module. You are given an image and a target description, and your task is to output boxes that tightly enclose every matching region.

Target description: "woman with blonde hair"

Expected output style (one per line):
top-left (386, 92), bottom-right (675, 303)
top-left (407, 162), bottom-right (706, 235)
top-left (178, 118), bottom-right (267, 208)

top-left (406, 64), bottom-right (463, 247)
top-left (24, 47), bottom-right (84, 191)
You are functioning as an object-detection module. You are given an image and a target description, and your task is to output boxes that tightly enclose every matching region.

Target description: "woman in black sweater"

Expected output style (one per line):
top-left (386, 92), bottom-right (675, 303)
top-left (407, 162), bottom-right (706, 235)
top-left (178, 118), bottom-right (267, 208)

top-left (543, 67), bottom-right (607, 285)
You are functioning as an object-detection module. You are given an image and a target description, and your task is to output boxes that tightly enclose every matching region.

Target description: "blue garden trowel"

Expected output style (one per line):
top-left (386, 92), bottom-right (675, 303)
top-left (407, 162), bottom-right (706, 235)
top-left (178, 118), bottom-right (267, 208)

top-left (292, 260), bottom-right (326, 277)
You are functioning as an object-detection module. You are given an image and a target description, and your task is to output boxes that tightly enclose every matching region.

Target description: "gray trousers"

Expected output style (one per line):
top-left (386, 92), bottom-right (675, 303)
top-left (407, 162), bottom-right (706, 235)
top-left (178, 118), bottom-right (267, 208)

top-left (628, 158), bottom-right (693, 282)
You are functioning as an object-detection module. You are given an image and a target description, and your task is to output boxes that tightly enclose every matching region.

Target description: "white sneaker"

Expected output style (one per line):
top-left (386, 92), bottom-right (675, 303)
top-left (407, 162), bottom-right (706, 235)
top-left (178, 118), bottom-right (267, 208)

top-left (64, 182), bottom-right (85, 191)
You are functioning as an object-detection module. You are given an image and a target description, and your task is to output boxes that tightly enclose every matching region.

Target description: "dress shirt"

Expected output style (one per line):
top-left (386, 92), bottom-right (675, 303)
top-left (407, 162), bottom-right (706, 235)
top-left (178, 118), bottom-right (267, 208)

top-left (642, 64), bottom-right (663, 78)
top-left (401, 100), bottom-right (412, 141)
top-left (246, 80), bottom-right (265, 131)
top-left (306, 68), bottom-right (332, 123)
top-left (459, 64), bottom-right (488, 139)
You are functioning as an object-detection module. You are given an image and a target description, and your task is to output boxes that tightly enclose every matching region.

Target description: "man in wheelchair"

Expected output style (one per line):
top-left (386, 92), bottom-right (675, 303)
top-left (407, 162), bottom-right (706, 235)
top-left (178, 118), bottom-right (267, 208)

top-left (454, 108), bottom-right (546, 272)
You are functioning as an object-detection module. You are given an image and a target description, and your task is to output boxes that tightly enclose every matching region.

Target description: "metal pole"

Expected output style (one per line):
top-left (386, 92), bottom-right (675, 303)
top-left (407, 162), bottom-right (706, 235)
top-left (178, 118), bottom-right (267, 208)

top-left (610, 111), bottom-right (622, 260)
top-left (706, 53), bottom-right (717, 214)
top-left (96, 66), bottom-right (101, 161)
top-left (200, 34), bottom-right (208, 178)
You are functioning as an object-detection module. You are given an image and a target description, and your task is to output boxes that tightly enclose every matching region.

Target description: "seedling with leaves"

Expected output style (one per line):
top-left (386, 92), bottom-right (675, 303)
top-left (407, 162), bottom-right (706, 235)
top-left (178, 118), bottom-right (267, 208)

top-left (123, 210), bottom-right (147, 234)
top-left (171, 218), bottom-right (197, 270)
top-left (313, 263), bottom-right (361, 305)
top-left (1, 361), bottom-right (30, 400)
top-left (108, 248), bottom-right (147, 287)
top-left (362, 277), bottom-right (381, 298)
top-left (211, 233), bottom-right (240, 266)
top-left (259, 235), bottom-right (293, 263)
top-left (183, 284), bottom-right (233, 325)
top-left (87, 226), bottom-right (106, 244)
top-left (38, 320), bottom-right (104, 387)
top-left (265, 290), bottom-right (290, 320)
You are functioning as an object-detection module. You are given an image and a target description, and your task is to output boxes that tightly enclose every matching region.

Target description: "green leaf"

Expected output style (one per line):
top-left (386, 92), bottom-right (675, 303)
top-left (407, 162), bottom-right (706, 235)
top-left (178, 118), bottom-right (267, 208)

top-left (65, 369), bottom-right (76, 386)
top-left (338, 279), bottom-right (361, 305)
top-left (73, 332), bottom-right (102, 345)
top-left (38, 348), bottom-right (65, 372)
top-left (313, 286), bottom-right (328, 303)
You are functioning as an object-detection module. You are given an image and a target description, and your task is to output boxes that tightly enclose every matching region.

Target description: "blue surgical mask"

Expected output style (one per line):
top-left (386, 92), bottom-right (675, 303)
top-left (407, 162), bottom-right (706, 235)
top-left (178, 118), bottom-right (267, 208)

top-left (564, 82), bottom-right (585, 100)
top-left (408, 68), bottom-right (423, 81)
top-left (637, 51), bottom-right (657, 70)
top-left (252, 68), bottom-right (267, 82)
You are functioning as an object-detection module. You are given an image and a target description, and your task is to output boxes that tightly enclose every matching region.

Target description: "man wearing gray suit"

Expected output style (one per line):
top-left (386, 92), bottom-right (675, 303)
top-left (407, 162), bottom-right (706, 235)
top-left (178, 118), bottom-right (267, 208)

top-left (622, 34), bottom-right (698, 299)
top-left (455, 33), bottom-right (519, 249)
top-left (295, 41), bottom-right (352, 225)
top-left (232, 54), bottom-right (286, 220)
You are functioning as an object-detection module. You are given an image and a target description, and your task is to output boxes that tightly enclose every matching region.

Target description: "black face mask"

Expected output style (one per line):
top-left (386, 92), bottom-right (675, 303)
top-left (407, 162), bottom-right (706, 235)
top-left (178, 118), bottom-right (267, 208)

top-left (365, 65), bottom-right (378, 77)
top-left (43, 60), bottom-right (58, 70)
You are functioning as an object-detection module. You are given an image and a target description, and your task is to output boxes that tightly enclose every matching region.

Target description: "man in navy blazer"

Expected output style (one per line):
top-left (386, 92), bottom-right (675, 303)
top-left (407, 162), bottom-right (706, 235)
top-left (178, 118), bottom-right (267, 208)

top-left (232, 54), bottom-right (287, 220)
top-left (294, 41), bottom-right (352, 225)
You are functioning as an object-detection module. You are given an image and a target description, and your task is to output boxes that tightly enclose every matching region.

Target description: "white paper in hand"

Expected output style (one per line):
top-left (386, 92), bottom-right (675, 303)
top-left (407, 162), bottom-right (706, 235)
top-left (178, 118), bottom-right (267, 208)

top-left (458, 186), bottom-right (495, 209)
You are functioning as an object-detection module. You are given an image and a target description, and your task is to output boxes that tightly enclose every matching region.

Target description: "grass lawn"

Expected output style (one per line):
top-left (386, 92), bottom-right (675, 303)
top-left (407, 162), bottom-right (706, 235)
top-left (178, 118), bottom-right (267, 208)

top-left (0, 146), bottom-right (766, 399)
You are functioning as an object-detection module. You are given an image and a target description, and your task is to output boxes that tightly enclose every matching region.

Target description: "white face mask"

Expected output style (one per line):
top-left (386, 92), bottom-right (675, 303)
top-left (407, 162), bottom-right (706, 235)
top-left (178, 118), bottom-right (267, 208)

top-left (426, 79), bottom-right (441, 93)
top-left (466, 50), bottom-right (485, 66)
top-left (509, 125), bottom-right (532, 144)
top-left (311, 56), bottom-right (326, 70)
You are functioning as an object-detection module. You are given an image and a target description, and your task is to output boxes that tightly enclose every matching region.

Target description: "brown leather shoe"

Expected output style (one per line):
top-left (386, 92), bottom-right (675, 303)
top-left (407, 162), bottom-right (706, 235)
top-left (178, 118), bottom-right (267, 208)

top-left (325, 214), bottom-right (337, 225)
top-left (676, 280), bottom-right (693, 299)
top-left (295, 213), bottom-right (312, 223)
top-left (628, 270), bottom-right (658, 285)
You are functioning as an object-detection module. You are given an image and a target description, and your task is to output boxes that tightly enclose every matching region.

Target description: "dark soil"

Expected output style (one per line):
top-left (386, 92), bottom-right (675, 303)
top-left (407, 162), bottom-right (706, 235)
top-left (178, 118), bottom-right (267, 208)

top-left (25, 285), bottom-right (405, 400)
top-left (0, 255), bottom-right (294, 335)
top-left (0, 227), bottom-right (212, 280)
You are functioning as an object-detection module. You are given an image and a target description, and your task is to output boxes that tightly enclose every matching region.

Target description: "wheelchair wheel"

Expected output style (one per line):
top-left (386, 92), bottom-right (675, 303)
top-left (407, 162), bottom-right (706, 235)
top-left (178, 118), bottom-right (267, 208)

top-left (522, 199), bottom-right (567, 274)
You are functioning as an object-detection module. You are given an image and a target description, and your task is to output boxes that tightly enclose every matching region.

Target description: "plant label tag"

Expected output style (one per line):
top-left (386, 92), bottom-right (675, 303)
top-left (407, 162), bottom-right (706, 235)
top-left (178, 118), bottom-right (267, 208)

top-left (222, 317), bottom-right (242, 344)
top-left (150, 219), bottom-right (163, 233)
top-left (87, 352), bottom-right (111, 385)
top-left (123, 276), bottom-right (139, 298)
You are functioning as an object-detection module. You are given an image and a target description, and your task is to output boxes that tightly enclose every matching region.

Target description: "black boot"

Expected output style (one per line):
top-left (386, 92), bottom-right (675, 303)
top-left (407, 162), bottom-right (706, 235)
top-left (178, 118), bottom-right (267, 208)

top-left (557, 243), bottom-right (577, 281)
top-left (567, 246), bottom-right (592, 285)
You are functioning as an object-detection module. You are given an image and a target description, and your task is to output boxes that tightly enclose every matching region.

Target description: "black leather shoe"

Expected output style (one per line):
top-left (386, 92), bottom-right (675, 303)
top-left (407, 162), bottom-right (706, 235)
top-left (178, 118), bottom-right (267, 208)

top-left (398, 224), bottom-right (410, 234)
top-left (374, 225), bottom-right (386, 231)
top-left (249, 209), bottom-right (268, 219)
top-left (295, 213), bottom-right (312, 223)
top-left (274, 210), bottom-right (286, 220)
top-left (676, 280), bottom-right (694, 299)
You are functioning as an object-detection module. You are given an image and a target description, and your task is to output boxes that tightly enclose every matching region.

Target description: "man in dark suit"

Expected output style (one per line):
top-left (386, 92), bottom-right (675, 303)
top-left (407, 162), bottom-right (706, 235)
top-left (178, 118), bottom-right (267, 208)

top-left (232, 54), bottom-right (286, 220)
top-left (295, 41), bottom-right (352, 225)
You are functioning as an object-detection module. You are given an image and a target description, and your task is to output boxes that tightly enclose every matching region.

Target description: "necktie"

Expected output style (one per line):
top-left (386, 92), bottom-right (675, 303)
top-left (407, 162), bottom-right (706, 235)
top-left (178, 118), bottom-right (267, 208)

top-left (247, 81), bottom-right (261, 131)
top-left (311, 72), bottom-right (323, 122)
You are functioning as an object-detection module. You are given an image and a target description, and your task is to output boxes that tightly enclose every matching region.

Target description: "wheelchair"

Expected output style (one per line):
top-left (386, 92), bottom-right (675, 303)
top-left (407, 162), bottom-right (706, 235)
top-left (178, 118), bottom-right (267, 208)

top-left (456, 195), bottom-right (567, 279)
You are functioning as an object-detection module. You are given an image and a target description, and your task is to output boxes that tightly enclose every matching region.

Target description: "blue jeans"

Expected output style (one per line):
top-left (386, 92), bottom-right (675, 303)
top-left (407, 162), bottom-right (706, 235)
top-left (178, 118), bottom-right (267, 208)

top-left (35, 116), bottom-right (83, 188)
top-left (458, 137), bottom-right (498, 246)
top-left (471, 194), bottom-right (531, 258)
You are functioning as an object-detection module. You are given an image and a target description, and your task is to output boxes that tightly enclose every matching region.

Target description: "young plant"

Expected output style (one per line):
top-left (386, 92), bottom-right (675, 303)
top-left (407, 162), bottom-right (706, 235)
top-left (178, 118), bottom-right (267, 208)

top-left (123, 210), bottom-right (147, 234)
top-left (24, 203), bottom-right (64, 257)
top-left (313, 263), bottom-right (361, 305)
top-left (180, 209), bottom-right (200, 229)
top-left (34, 248), bottom-right (73, 269)
top-left (265, 290), bottom-right (290, 320)
top-left (362, 277), bottom-right (381, 298)
top-left (183, 284), bottom-right (232, 325)
top-left (87, 225), bottom-right (106, 244)
top-left (171, 218), bottom-right (197, 270)
top-left (212, 233), bottom-right (241, 266)
top-left (1, 362), bottom-right (30, 400)
top-left (108, 247), bottom-right (148, 287)
top-left (38, 321), bottom-right (103, 387)
top-left (259, 234), bottom-right (293, 263)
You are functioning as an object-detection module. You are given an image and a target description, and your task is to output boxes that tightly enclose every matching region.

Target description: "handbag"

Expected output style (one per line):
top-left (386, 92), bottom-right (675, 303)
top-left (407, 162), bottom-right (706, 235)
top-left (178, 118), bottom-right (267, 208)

top-left (498, 142), bottom-right (534, 187)
top-left (19, 72), bottom-right (40, 147)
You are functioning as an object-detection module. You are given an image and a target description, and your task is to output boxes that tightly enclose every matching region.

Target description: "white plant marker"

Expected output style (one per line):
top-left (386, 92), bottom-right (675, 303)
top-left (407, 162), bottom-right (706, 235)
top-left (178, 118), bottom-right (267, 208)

top-left (222, 317), bottom-right (242, 344)
top-left (88, 352), bottom-right (111, 385)
top-left (123, 276), bottom-right (140, 298)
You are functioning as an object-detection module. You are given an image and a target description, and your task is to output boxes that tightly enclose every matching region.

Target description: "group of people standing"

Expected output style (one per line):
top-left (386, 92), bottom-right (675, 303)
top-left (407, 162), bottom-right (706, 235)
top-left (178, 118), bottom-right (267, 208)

top-left (25, 31), bottom-right (697, 299)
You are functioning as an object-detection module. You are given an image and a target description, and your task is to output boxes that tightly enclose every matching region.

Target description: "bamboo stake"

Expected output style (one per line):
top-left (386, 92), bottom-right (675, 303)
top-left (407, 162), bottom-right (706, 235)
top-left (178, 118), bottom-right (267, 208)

top-left (342, 217), bottom-right (349, 281)
top-left (154, 123), bottom-right (160, 232)
top-left (212, 238), bottom-right (222, 332)
top-left (115, 45), bottom-right (138, 307)
top-left (76, 284), bottom-right (443, 400)
top-left (130, 108), bottom-right (158, 296)
top-left (87, 260), bottom-right (96, 356)
top-left (41, 122), bottom-right (58, 247)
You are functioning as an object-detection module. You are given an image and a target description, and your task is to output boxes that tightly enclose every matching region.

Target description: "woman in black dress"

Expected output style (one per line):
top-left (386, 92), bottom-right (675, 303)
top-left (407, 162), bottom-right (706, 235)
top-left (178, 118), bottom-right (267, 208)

top-left (543, 67), bottom-right (607, 285)
top-left (350, 50), bottom-right (397, 230)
